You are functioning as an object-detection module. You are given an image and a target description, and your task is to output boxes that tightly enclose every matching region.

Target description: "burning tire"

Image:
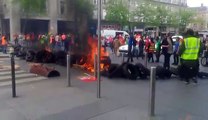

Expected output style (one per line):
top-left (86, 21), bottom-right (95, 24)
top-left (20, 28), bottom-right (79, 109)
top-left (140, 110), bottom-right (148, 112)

top-left (26, 50), bottom-right (36, 62)
top-left (17, 47), bottom-right (27, 59)
top-left (198, 72), bottom-right (208, 79)
top-left (107, 63), bottom-right (125, 78)
top-left (135, 63), bottom-right (150, 79)
top-left (156, 66), bottom-right (172, 79)
top-left (55, 51), bottom-right (67, 66)
top-left (169, 65), bottom-right (179, 76)
top-left (101, 56), bottom-right (111, 67)
top-left (101, 64), bottom-right (119, 78)
top-left (122, 63), bottom-right (138, 80)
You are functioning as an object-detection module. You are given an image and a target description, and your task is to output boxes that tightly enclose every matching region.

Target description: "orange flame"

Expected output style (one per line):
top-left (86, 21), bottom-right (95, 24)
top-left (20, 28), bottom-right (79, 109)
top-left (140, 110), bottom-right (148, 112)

top-left (82, 35), bottom-right (109, 72)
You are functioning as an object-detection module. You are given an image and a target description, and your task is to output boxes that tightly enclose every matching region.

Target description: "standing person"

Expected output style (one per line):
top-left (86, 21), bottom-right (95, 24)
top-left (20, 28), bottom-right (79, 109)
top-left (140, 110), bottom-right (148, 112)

top-left (155, 37), bottom-right (161, 62)
top-left (178, 29), bottom-right (202, 84)
top-left (127, 34), bottom-right (134, 62)
top-left (50, 34), bottom-right (55, 51)
top-left (1, 35), bottom-right (7, 54)
top-left (145, 36), bottom-right (150, 53)
top-left (172, 37), bottom-right (180, 65)
top-left (108, 36), bottom-right (114, 53)
top-left (161, 34), bottom-right (173, 69)
top-left (138, 36), bottom-right (145, 59)
top-left (13, 34), bottom-right (19, 45)
top-left (61, 33), bottom-right (66, 51)
top-left (148, 38), bottom-right (155, 62)
top-left (113, 35), bottom-right (120, 56)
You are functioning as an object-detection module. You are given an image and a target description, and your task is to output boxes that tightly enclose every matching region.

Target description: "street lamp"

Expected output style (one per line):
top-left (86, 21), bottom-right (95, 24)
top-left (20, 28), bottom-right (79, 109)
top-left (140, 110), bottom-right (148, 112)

top-left (97, 0), bottom-right (101, 98)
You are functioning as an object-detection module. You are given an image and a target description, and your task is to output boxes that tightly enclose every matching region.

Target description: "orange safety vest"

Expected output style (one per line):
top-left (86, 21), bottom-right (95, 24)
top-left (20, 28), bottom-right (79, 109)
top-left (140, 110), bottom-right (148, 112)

top-left (1, 36), bottom-right (7, 45)
top-left (148, 42), bottom-right (155, 53)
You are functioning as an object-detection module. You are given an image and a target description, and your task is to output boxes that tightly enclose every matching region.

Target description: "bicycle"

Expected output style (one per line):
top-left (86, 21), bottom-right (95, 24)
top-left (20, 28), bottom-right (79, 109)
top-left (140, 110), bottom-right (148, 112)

top-left (201, 50), bottom-right (208, 67)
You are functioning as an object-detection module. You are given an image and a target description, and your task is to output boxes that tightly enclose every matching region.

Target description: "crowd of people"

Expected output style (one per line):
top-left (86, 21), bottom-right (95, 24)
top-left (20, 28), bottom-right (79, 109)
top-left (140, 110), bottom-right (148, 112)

top-left (102, 29), bottom-right (207, 84)
top-left (0, 33), bottom-right (76, 54)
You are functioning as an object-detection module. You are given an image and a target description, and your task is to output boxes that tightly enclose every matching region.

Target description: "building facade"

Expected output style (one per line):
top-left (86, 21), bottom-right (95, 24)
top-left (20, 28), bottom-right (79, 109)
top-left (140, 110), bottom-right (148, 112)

top-left (0, 0), bottom-right (74, 39)
top-left (91, 0), bottom-right (187, 34)
top-left (189, 4), bottom-right (208, 31)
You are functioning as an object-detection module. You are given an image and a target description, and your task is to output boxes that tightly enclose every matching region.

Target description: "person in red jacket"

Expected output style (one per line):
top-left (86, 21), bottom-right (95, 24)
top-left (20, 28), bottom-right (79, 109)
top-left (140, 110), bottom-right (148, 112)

top-left (145, 36), bottom-right (150, 53)
top-left (148, 38), bottom-right (155, 62)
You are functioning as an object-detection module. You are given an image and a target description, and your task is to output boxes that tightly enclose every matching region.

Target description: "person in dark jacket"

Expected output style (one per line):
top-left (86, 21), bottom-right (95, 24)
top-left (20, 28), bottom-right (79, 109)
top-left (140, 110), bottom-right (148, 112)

top-left (161, 34), bottom-right (173, 70)
top-left (139, 36), bottom-right (145, 59)
top-left (127, 34), bottom-right (134, 62)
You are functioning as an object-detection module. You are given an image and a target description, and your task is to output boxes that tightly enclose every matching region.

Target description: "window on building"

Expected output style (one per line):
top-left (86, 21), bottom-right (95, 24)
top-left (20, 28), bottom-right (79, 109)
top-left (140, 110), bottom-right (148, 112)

top-left (60, 0), bottom-right (65, 15)
top-left (103, 0), bottom-right (106, 4)
top-left (94, 0), bottom-right (97, 4)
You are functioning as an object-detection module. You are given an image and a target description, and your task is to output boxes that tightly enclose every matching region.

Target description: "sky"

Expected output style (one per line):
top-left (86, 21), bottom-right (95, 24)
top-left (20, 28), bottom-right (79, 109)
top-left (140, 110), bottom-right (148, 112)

top-left (187, 0), bottom-right (208, 7)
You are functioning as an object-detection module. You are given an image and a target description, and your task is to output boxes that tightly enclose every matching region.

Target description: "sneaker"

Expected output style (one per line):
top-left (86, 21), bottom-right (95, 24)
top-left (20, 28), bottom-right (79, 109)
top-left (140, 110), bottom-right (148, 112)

top-left (184, 80), bottom-right (190, 85)
top-left (192, 78), bottom-right (198, 85)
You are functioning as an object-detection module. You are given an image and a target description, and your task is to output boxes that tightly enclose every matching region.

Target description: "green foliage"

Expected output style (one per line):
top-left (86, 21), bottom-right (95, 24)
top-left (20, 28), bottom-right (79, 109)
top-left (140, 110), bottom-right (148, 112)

top-left (105, 0), bottom-right (129, 26)
top-left (74, 0), bottom-right (94, 18)
top-left (13, 0), bottom-right (47, 14)
top-left (133, 1), bottom-right (196, 30)
top-left (178, 9), bottom-right (195, 26)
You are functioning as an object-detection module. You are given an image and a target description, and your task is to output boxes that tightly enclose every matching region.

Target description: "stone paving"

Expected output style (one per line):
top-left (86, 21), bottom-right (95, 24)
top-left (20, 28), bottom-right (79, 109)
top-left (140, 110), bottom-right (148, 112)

top-left (0, 50), bottom-right (208, 120)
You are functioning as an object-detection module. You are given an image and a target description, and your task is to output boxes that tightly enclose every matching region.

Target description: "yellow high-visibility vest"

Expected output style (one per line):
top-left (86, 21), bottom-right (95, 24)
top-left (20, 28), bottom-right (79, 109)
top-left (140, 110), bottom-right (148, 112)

top-left (181, 37), bottom-right (200, 60)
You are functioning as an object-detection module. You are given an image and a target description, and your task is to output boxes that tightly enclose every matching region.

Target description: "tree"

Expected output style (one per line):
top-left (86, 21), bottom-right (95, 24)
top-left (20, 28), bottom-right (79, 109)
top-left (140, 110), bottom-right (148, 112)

top-left (13, 0), bottom-right (47, 15)
top-left (68, 0), bottom-right (94, 52)
top-left (13, 0), bottom-right (47, 33)
top-left (178, 9), bottom-right (195, 32)
top-left (105, 0), bottom-right (129, 28)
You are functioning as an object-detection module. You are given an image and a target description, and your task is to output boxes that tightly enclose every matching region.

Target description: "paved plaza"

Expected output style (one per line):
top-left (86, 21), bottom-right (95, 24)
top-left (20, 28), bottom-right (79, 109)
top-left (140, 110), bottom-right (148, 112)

top-left (0, 51), bottom-right (208, 120)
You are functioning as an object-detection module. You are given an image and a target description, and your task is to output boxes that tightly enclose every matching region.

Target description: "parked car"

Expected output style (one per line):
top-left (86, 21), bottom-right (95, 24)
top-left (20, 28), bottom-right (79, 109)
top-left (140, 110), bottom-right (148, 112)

top-left (172, 35), bottom-right (183, 44)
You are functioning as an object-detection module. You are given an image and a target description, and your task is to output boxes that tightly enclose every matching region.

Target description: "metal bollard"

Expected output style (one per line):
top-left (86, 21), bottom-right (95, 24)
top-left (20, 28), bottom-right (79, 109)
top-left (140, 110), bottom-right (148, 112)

top-left (67, 54), bottom-right (71, 87)
top-left (11, 54), bottom-right (16, 98)
top-left (145, 52), bottom-right (148, 68)
top-left (94, 54), bottom-right (97, 78)
top-left (122, 53), bottom-right (125, 63)
top-left (149, 67), bottom-right (156, 117)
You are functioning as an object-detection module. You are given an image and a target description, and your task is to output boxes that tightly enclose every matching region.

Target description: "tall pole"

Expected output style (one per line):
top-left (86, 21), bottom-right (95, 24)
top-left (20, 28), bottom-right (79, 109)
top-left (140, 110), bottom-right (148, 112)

top-left (149, 67), bottom-right (156, 117)
top-left (11, 53), bottom-right (16, 98)
top-left (67, 54), bottom-right (71, 87)
top-left (97, 0), bottom-right (101, 98)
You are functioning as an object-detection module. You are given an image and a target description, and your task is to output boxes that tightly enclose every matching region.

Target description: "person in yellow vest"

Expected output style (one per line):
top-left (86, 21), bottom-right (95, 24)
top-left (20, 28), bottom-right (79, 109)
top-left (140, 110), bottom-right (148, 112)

top-left (178, 29), bottom-right (202, 84)
top-left (1, 36), bottom-right (7, 54)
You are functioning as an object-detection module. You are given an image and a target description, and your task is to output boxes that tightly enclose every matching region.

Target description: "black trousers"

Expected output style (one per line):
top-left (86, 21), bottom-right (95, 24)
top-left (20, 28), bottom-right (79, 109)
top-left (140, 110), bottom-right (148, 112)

top-left (178, 60), bottom-right (199, 81)
top-left (127, 49), bottom-right (133, 62)
top-left (155, 50), bottom-right (160, 62)
top-left (163, 53), bottom-right (171, 69)
top-left (173, 51), bottom-right (179, 65)
top-left (148, 52), bottom-right (154, 62)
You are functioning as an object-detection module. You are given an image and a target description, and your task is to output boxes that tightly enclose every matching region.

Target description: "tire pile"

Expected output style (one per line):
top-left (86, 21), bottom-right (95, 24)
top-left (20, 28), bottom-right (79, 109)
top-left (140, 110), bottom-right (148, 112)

top-left (102, 62), bottom-right (176, 80)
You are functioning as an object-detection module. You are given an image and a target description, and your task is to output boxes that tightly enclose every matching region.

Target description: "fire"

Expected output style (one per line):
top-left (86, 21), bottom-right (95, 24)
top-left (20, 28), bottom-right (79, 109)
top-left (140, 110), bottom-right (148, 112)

top-left (81, 35), bottom-right (110, 72)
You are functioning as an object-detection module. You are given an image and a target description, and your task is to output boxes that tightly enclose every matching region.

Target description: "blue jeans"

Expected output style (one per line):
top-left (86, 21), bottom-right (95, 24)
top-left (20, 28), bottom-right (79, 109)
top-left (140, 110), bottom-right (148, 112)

top-left (2, 45), bottom-right (7, 54)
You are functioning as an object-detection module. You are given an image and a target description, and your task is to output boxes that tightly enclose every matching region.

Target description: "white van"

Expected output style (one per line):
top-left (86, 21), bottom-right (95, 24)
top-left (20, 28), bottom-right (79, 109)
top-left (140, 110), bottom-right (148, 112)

top-left (101, 30), bottom-right (129, 38)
